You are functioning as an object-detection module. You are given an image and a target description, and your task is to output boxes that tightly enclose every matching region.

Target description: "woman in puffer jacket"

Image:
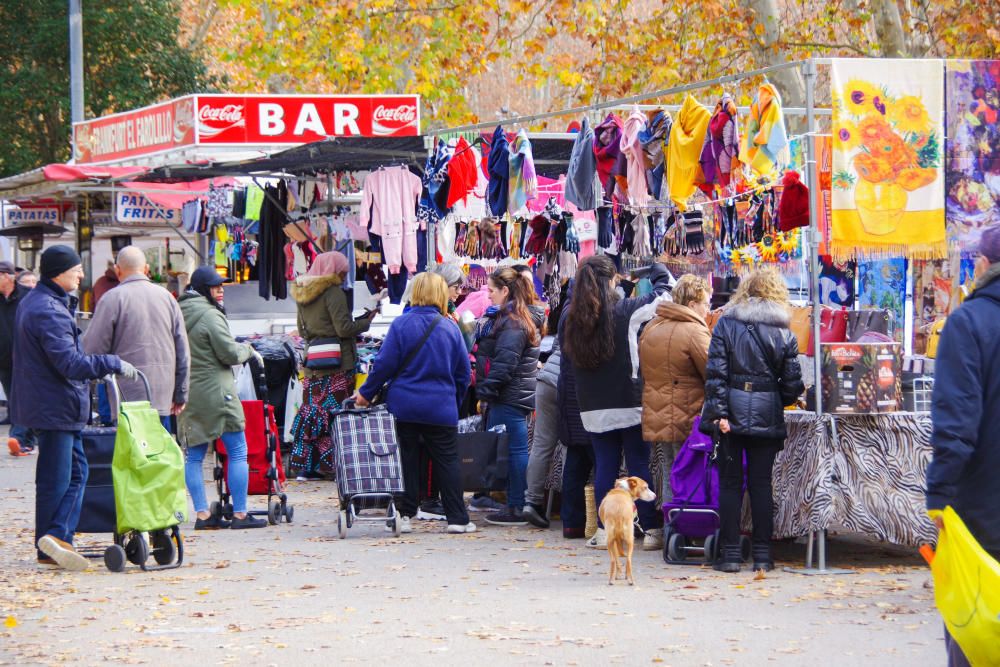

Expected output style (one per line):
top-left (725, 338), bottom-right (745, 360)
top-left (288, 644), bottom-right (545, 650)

top-left (473, 266), bottom-right (541, 526)
top-left (701, 268), bottom-right (804, 573)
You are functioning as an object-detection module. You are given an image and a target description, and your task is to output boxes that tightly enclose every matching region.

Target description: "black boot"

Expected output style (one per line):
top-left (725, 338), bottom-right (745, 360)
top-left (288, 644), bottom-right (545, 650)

top-left (713, 544), bottom-right (741, 573)
top-left (752, 542), bottom-right (774, 572)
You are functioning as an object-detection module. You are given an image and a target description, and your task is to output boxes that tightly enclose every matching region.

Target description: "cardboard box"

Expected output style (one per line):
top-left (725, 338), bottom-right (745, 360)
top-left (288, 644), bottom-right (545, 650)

top-left (820, 342), bottom-right (902, 414)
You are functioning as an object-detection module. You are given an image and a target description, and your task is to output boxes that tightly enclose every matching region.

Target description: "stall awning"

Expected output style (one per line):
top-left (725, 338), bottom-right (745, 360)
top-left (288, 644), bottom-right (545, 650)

top-left (119, 177), bottom-right (238, 208)
top-left (42, 164), bottom-right (149, 182)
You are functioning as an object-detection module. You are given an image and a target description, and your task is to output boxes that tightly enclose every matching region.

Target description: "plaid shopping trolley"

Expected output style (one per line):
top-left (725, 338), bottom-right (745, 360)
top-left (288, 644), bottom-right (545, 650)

top-left (330, 401), bottom-right (405, 538)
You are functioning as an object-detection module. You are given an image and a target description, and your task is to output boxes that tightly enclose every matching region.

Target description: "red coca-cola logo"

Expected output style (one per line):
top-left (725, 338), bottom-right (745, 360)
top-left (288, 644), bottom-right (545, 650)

top-left (199, 104), bottom-right (245, 124)
top-left (371, 103), bottom-right (418, 135)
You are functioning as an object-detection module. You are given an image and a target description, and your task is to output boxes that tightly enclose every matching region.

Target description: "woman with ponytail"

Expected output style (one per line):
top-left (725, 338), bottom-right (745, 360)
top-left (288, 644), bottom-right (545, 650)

top-left (473, 266), bottom-right (543, 526)
top-left (561, 255), bottom-right (672, 549)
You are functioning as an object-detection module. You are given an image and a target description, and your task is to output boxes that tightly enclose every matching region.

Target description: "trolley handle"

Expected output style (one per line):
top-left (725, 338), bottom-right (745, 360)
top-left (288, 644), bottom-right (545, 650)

top-left (104, 368), bottom-right (153, 405)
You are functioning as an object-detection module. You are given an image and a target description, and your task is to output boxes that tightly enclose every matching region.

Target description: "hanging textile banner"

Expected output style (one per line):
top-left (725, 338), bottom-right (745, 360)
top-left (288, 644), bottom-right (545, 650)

top-left (911, 257), bottom-right (975, 354)
top-left (945, 60), bottom-right (1000, 248)
top-left (830, 59), bottom-right (947, 261)
top-left (819, 255), bottom-right (856, 307)
top-left (857, 258), bottom-right (907, 342)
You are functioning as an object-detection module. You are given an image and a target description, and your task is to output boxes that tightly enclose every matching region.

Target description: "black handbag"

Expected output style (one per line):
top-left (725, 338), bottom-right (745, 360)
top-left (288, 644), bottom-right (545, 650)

top-left (456, 415), bottom-right (510, 492)
top-left (847, 309), bottom-right (892, 342)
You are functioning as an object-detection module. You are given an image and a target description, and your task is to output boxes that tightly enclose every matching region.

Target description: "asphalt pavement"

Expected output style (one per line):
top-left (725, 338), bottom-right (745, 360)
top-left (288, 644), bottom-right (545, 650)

top-left (0, 427), bottom-right (945, 666)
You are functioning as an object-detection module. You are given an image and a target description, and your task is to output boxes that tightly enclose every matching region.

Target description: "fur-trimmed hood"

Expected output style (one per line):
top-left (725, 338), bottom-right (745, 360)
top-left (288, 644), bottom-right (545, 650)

top-left (725, 297), bottom-right (791, 328)
top-left (290, 273), bottom-right (343, 305)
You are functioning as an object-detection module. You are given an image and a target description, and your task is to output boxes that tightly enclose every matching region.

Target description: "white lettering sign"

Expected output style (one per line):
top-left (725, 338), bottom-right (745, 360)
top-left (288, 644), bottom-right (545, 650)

top-left (115, 193), bottom-right (179, 224)
top-left (259, 103), bottom-right (285, 136)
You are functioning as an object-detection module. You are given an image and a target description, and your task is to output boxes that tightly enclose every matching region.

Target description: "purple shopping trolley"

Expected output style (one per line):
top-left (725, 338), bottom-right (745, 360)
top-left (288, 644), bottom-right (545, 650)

top-left (662, 417), bottom-right (750, 565)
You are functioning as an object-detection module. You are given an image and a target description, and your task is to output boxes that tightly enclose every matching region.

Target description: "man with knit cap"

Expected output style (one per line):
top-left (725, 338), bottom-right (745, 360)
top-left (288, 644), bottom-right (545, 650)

top-left (12, 245), bottom-right (137, 571)
top-left (926, 224), bottom-right (1000, 666)
top-left (84, 246), bottom-right (189, 431)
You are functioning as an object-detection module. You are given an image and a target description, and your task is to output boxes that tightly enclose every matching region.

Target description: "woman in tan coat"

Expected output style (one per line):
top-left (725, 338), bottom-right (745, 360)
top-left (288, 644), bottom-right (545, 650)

top-left (639, 274), bottom-right (712, 503)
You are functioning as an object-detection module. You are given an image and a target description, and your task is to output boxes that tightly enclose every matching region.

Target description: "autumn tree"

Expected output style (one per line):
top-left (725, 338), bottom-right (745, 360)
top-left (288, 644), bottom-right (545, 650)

top-left (0, 0), bottom-right (220, 177)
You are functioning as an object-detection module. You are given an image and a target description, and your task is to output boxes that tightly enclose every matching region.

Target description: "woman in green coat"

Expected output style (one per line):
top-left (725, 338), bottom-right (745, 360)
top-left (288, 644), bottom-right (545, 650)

top-left (178, 267), bottom-right (266, 529)
top-left (289, 251), bottom-right (376, 477)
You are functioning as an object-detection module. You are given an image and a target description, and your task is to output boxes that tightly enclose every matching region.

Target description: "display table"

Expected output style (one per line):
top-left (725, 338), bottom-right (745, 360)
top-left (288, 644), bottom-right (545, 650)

top-left (772, 411), bottom-right (937, 548)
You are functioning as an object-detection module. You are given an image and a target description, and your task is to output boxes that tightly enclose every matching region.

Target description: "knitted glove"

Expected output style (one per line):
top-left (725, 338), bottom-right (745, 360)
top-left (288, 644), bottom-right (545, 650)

top-left (653, 213), bottom-right (667, 255)
top-left (478, 218), bottom-right (497, 259)
top-left (509, 220), bottom-right (521, 260)
top-left (465, 222), bottom-right (480, 259)
top-left (454, 222), bottom-right (468, 256)
top-left (563, 214), bottom-right (581, 254)
top-left (683, 210), bottom-right (705, 255)
top-left (545, 221), bottom-right (560, 256)
top-left (597, 207), bottom-right (614, 248)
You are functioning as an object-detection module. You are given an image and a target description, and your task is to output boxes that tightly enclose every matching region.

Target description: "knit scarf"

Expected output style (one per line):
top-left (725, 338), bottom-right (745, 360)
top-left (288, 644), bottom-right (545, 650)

top-left (620, 107), bottom-right (650, 209)
top-left (667, 95), bottom-right (712, 211)
top-left (740, 83), bottom-right (788, 182)
top-left (509, 128), bottom-right (538, 213)
top-left (565, 117), bottom-right (598, 211)
top-left (487, 125), bottom-right (510, 217)
top-left (639, 109), bottom-right (671, 201)
top-left (593, 113), bottom-right (623, 201)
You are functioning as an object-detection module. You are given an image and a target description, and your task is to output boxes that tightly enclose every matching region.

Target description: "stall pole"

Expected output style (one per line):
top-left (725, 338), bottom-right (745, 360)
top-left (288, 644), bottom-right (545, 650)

top-left (787, 59), bottom-right (853, 577)
top-left (69, 0), bottom-right (84, 157)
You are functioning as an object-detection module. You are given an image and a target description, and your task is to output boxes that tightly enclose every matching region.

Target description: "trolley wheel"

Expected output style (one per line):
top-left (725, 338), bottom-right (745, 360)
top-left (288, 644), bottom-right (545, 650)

top-left (125, 533), bottom-right (149, 565)
top-left (703, 533), bottom-right (717, 564)
top-left (104, 544), bottom-right (127, 572)
top-left (151, 530), bottom-right (177, 566)
top-left (667, 532), bottom-right (687, 562)
top-left (267, 500), bottom-right (281, 525)
top-left (338, 511), bottom-right (348, 539)
top-left (391, 517), bottom-right (401, 538)
top-left (662, 527), bottom-right (674, 564)
top-left (284, 505), bottom-right (294, 524)
top-left (739, 535), bottom-right (752, 563)
top-left (222, 503), bottom-right (234, 520)
top-left (209, 501), bottom-right (221, 518)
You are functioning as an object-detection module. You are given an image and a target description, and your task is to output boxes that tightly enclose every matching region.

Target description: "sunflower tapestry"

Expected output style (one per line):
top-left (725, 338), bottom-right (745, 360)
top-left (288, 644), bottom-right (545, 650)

top-left (830, 59), bottom-right (947, 261)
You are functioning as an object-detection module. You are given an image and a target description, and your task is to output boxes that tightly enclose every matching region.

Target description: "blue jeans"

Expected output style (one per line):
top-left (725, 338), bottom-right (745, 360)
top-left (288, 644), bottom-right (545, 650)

top-left (590, 424), bottom-right (660, 530)
top-left (184, 431), bottom-right (249, 514)
top-left (35, 430), bottom-right (87, 558)
top-left (487, 403), bottom-right (529, 510)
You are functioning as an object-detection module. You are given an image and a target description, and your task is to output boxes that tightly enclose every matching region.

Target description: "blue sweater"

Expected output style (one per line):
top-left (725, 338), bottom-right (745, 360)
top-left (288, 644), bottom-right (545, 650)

top-left (359, 306), bottom-right (471, 426)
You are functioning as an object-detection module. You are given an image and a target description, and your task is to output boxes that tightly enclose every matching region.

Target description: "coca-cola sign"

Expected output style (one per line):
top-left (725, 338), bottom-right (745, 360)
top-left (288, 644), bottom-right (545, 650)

top-left (71, 94), bottom-right (420, 162)
top-left (195, 94), bottom-right (420, 143)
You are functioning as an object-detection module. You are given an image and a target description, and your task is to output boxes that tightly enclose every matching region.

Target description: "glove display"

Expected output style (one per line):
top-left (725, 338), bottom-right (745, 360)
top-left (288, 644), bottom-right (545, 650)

top-left (563, 214), bottom-right (581, 254)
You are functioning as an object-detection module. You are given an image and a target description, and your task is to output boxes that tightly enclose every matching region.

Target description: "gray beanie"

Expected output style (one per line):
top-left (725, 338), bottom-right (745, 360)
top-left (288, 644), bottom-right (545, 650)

top-left (431, 263), bottom-right (465, 287)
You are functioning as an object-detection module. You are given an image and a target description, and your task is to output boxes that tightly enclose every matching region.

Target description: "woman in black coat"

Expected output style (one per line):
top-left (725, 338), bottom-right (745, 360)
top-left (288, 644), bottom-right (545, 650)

top-left (701, 268), bottom-right (804, 573)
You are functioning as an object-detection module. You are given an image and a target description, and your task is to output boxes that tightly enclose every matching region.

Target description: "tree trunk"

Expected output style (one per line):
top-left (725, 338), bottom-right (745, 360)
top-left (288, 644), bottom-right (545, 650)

top-left (742, 0), bottom-right (806, 106)
top-left (871, 0), bottom-right (908, 57)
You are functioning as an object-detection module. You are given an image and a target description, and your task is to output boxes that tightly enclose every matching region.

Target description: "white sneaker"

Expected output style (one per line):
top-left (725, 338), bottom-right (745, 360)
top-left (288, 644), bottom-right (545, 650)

top-left (446, 522), bottom-right (477, 534)
top-left (37, 535), bottom-right (90, 571)
top-left (586, 527), bottom-right (607, 549)
top-left (385, 516), bottom-right (413, 533)
top-left (642, 528), bottom-right (665, 551)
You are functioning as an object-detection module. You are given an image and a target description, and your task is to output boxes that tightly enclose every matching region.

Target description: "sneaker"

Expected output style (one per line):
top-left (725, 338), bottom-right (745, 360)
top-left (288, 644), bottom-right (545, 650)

top-left (37, 535), bottom-right (90, 571)
top-left (230, 514), bottom-right (267, 529)
top-left (8, 438), bottom-right (28, 457)
top-left (195, 515), bottom-right (231, 530)
top-left (37, 556), bottom-right (59, 568)
top-left (416, 500), bottom-right (447, 521)
top-left (385, 516), bottom-right (413, 533)
top-left (446, 522), bottom-right (477, 534)
top-left (586, 527), bottom-right (608, 549)
top-left (521, 503), bottom-right (550, 529)
top-left (642, 528), bottom-right (665, 551)
top-left (484, 509), bottom-right (528, 526)
top-left (469, 495), bottom-right (506, 512)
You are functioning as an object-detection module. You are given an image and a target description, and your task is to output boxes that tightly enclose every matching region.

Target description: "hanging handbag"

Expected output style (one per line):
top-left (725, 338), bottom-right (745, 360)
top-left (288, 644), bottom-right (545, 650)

top-left (806, 306), bottom-right (848, 356)
top-left (925, 318), bottom-right (946, 359)
top-left (847, 309), bottom-right (892, 342)
top-left (304, 337), bottom-right (343, 370)
top-left (788, 305), bottom-right (812, 354)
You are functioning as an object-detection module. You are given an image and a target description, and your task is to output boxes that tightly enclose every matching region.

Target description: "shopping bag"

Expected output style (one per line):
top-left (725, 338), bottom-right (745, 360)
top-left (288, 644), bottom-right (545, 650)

top-left (926, 507), bottom-right (1000, 666)
top-left (111, 399), bottom-right (187, 534)
top-left (283, 372), bottom-right (302, 444)
top-left (788, 305), bottom-right (812, 354)
top-left (457, 423), bottom-right (509, 492)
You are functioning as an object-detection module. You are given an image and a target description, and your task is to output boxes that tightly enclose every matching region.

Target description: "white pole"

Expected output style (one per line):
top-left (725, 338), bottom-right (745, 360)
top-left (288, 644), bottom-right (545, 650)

top-left (69, 0), bottom-right (85, 159)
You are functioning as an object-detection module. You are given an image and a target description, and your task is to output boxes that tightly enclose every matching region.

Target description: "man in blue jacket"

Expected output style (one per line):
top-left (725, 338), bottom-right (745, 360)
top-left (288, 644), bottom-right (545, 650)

top-left (926, 225), bottom-right (1000, 666)
top-left (12, 245), bottom-right (136, 571)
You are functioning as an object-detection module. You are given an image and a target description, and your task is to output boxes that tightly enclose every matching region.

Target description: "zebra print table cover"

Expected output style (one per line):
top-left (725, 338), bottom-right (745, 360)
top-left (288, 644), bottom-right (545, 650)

top-left (773, 411), bottom-right (937, 547)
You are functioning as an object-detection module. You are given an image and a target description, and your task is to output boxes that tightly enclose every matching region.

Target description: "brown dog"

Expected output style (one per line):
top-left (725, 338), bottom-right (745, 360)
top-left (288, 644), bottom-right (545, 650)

top-left (598, 476), bottom-right (657, 585)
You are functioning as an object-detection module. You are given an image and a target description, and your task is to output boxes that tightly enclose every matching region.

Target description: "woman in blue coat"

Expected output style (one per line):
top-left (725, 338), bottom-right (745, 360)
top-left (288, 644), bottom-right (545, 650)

top-left (354, 272), bottom-right (475, 534)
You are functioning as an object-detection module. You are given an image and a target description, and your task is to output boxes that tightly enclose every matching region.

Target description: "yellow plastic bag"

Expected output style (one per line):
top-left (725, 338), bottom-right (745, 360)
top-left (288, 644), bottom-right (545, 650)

top-left (926, 507), bottom-right (1000, 666)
